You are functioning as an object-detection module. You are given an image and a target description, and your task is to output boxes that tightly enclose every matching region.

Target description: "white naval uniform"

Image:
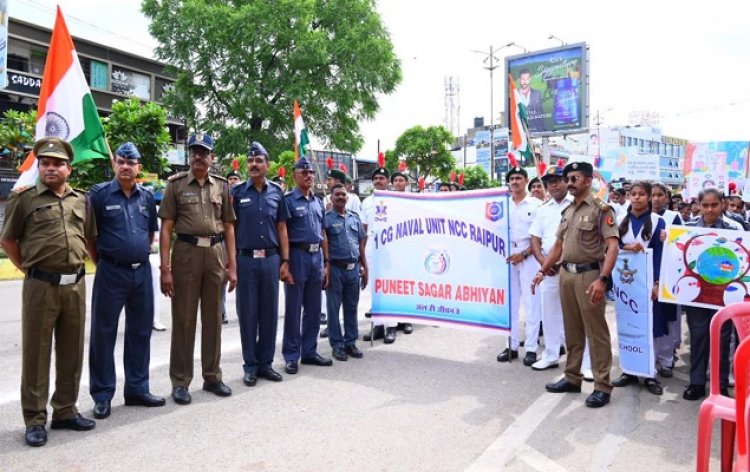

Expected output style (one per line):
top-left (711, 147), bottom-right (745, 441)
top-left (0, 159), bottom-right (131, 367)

top-left (528, 195), bottom-right (572, 362)
top-left (361, 194), bottom-right (396, 328)
top-left (508, 193), bottom-right (543, 351)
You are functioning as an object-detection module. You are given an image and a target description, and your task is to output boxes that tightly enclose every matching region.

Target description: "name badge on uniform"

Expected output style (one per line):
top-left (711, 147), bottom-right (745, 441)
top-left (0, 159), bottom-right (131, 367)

top-left (583, 215), bottom-right (589, 222)
top-left (296, 206), bottom-right (305, 211)
top-left (34, 204), bottom-right (53, 212)
top-left (240, 198), bottom-right (251, 203)
top-left (182, 192), bottom-right (197, 197)
top-left (106, 205), bottom-right (121, 210)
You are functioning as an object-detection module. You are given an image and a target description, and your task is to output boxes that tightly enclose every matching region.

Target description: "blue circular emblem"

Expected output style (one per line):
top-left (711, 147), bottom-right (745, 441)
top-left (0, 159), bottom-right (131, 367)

top-left (424, 249), bottom-right (450, 276)
top-left (45, 112), bottom-right (70, 139)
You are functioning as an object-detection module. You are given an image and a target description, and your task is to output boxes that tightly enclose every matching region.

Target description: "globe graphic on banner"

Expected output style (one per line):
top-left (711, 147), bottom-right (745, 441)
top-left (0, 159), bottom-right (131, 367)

top-left (695, 246), bottom-right (740, 285)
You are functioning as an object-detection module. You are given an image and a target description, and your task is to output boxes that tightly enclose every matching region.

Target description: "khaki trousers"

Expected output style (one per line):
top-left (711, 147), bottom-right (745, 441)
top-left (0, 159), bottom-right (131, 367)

top-left (169, 240), bottom-right (225, 387)
top-left (22, 276), bottom-right (86, 426)
top-left (559, 269), bottom-right (613, 393)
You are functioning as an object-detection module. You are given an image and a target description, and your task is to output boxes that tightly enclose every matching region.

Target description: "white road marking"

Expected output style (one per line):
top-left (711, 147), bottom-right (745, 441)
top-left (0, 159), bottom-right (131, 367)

top-left (517, 445), bottom-right (570, 472)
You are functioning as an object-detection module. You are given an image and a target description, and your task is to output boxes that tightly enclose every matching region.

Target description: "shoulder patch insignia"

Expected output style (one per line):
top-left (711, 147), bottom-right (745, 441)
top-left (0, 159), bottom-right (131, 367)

top-left (11, 185), bottom-right (33, 194)
top-left (168, 172), bottom-right (187, 181)
top-left (605, 215), bottom-right (615, 226)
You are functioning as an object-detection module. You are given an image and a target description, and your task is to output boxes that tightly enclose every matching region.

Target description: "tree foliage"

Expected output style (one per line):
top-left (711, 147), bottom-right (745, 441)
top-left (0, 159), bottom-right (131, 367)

top-left (0, 109), bottom-right (36, 169)
top-left (70, 98), bottom-right (171, 189)
top-left (268, 150), bottom-right (296, 190)
top-left (392, 125), bottom-right (455, 181)
top-left (461, 165), bottom-right (491, 190)
top-left (142, 0), bottom-right (402, 158)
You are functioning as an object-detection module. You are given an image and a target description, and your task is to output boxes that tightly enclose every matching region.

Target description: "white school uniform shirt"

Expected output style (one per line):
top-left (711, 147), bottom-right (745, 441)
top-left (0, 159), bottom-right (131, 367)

top-left (529, 195), bottom-right (573, 255)
top-left (509, 193), bottom-right (543, 251)
top-left (617, 212), bottom-right (663, 247)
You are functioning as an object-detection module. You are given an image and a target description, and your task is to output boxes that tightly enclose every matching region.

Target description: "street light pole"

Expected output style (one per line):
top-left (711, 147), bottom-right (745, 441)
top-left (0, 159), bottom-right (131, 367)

top-left (472, 45), bottom-right (504, 181)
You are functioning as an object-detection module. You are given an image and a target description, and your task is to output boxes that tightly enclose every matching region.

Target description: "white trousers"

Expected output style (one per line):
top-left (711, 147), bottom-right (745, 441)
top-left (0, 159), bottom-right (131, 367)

top-left (509, 256), bottom-right (541, 350)
top-left (539, 274), bottom-right (564, 361)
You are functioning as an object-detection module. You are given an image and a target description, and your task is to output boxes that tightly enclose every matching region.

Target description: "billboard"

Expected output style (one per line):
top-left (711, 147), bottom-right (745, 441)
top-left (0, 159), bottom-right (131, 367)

top-left (505, 43), bottom-right (589, 137)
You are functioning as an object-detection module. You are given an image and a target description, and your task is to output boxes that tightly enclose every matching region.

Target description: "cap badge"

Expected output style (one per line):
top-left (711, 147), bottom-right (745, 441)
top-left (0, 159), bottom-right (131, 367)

top-left (48, 143), bottom-right (54, 148)
top-left (572, 163), bottom-right (578, 169)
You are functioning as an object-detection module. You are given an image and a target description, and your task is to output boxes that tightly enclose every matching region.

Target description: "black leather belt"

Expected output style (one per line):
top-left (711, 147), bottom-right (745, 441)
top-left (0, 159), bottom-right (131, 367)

top-left (99, 254), bottom-right (148, 269)
top-left (561, 261), bottom-right (600, 274)
top-left (291, 242), bottom-right (321, 253)
top-left (237, 248), bottom-right (279, 258)
top-left (27, 266), bottom-right (85, 286)
top-left (330, 259), bottom-right (358, 270)
top-left (177, 233), bottom-right (223, 247)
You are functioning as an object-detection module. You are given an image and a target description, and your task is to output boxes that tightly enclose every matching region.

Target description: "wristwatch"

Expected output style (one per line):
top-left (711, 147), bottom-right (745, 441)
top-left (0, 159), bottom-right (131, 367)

top-left (598, 275), bottom-right (609, 283)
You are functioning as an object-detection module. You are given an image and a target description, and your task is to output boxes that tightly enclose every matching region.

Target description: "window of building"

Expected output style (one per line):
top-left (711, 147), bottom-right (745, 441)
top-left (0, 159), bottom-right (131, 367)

top-left (90, 60), bottom-right (109, 90)
top-left (154, 77), bottom-right (174, 102)
top-left (29, 50), bottom-right (46, 75)
top-left (7, 53), bottom-right (28, 72)
top-left (111, 65), bottom-right (151, 100)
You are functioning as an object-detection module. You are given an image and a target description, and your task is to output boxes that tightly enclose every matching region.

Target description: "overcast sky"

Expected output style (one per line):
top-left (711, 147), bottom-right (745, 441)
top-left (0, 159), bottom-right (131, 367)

top-left (11, 0), bottom-right (750, 158)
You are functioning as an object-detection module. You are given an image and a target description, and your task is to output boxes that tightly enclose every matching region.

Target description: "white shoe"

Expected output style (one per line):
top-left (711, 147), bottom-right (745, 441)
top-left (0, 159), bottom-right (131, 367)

top-left (153, 320), bottom-right (167, 331)
top-left (531, 356), bottom-right (559, 371)
top-left (582, 368), bottom-right (594, 382)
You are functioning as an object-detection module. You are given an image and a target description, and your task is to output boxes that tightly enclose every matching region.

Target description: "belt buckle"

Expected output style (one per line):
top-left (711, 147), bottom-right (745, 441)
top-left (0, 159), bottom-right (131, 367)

top-left (130, 263), bottom-right (141, 269)
top-left (59, 273), bottom-right (78, 285)
top-left (345, 263), bottom-right (356, 270)
top-left (253, 249), bottom-right (266, 258)
top-left (196, 236), bottom-right (211, 248)
top-left (309, 243), bottom-right (320, 252)
top-left (569, 264), bottom-right (578, 274)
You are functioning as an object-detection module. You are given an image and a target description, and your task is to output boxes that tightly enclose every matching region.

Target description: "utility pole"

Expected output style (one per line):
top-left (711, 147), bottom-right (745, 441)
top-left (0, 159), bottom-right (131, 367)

top-left (472, 45), bottom-right (504, 181)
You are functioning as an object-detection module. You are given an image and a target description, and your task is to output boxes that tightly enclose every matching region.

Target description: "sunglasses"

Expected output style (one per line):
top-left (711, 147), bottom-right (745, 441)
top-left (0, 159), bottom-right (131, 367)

top-left (563, 175), bottom-right (583, 184)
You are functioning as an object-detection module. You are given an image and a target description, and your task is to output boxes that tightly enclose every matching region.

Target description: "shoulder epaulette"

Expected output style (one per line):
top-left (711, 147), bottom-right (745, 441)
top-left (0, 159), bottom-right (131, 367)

top-left (11, 185), bottom-right (34, 194)
top-left (593, 197), bottom-right (611, 212)
top-left (211, 173), bottom-right (227, 182)
top-left (168, 171), bottom-right (188, 182)
top-left (267, 180), bottom-right (282, 190)
top-left (72, 188), bottom-right (88, 196)
top-left (88, 182), bottom-right (108, 194)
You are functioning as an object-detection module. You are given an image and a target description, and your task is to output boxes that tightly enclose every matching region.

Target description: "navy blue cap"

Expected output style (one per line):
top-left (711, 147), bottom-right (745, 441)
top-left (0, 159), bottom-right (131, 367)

top-left (541, 165), bottom-right (564, 181)
top-left (115, 142), bottom-right (141, 160)
top-left (188, 133), bottom-right (214, 151)
top-left (248, 141), bottom-right (268, 158)
top-left (294, 155), bottom-right (313, 170)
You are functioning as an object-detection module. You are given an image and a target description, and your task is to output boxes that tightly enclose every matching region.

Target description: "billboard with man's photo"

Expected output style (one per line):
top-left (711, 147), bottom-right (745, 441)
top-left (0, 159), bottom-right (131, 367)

top-left (505, 43), bottom-right (589, 136)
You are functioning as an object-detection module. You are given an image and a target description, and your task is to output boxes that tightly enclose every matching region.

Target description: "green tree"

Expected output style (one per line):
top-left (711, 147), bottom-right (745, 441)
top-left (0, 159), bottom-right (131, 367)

top-left (70, 98), bottom-right (171, 189)
top-left (384, 149), bottom-right (399, 174)
top-left (0, 109), bottom-right (36, 169)
top-left (461, 165), bottom-right (490, 190)
top-left (393, 125), bottom-right (455, 181)
top-left (268, 150), bottom-right (296, 190)
top-left (142, 0), bottom-right (402, 158)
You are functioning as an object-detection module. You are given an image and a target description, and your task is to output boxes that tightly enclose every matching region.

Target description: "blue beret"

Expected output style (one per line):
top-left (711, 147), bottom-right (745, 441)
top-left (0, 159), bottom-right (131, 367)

top-left (294, 155), bottom-right (313, 170)
top-left (188, 133), bottom-right (214, 151)
top-left (541, 165), bottom-right (564, 181)
top-left (115, 142), bottom-right (141, 160)
top-left (248, 141), bottom-right (268, 158)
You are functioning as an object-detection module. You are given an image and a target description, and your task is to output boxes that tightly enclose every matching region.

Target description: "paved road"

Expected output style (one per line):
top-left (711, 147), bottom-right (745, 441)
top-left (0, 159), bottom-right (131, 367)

top-left (0, 276), bottom-right (720, 471)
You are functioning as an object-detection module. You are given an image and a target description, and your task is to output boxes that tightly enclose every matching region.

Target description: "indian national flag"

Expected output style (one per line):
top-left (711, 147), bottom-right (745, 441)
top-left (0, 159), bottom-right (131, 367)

top-left (293, 100), bottom-right (310, 160)
top-left (508, 73), bottom-right (532, 163)
top-left (14, 7), bottom-right (109, 189)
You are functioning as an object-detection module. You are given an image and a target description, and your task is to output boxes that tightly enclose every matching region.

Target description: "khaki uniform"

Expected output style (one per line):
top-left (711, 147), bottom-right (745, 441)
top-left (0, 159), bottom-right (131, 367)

top-left (158, 171), bottom-right (235, 387)
top-left (556, 193), bottom-right (618, 393)
top-left (1, 182), bottom-right (94, 426)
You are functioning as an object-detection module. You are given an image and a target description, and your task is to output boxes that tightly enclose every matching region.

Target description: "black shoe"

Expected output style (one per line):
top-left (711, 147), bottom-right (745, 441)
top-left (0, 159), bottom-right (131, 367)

top-left (496, 348), bottom-right (519, 363)
top-left (559, 346), bottom-right (566, 356)
top-left (243, 372), bottom-right (257, 386)
top-left (124, 393), bottom-right (166, 407)
top-left (612, 373), bottom-right (638, 388)
top-left (332, 348), bottom-right (348, 362)
top-left (93, 400), bottom-right (111, 419)
top-left (320, 327), bottom-right (329, 338)
top-left (586, 390), bottom-right (611, 408)
top-left (320, 312), bottom-right (327, 325)
top-left (344, 345), bottom-right (364, 358)
top-left (364, 311), bottom-right (372, 319)
top-left (363, 325), bottom-right (385, 342)
top-left (202, 381), bottom-right (232, 397)
top-left (50, 414), bottom-right (96, 431)
top-left (403, 323), bottom-right (413, 334)
top-left (301, 353), bottom-right (333, 366)
top-left (222, 312), bottom-right (228, 324)
top-left (285, 360), bottom-right (298, 374)
top-left (523, 352), bottom-right (537, 366)
top-left (683, 384), bottom-right (706, 401)
top-left (545, 378), bottom-right (582, 393)
top-left (644, 378), bottom-right (663, 396)
top-left (257, 367), bottom-right (283, 382)
top-left (384, 327), bottom-right (397, 344)
top-left (25, 425), bottom-right (47, 447)
top-left (172, 387), bottom-right (191, 405)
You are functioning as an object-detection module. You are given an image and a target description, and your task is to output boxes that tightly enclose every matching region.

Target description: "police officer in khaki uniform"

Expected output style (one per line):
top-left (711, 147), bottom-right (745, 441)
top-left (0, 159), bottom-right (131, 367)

top-left (1, 138), bottom-right (96, 447)
top-left (531, 162), bottom-right (619, 408)
top-left (158, 133), bottom-right (237, 405)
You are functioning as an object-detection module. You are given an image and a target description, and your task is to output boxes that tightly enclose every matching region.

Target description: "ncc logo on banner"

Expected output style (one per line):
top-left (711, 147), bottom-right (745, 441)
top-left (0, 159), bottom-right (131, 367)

top-left (485, 201), bottom-right (503, 222)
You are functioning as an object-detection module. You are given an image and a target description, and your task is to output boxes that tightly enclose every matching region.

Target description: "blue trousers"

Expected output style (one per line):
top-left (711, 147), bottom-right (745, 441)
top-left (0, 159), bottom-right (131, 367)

top-left (89, 260), bottom-right (153, 402)
top-left (326, 263), bottom-right (360, 349)
top-left (236, 253), bottom-right (280, 373)
top-left (282, 249), bottom-right (323, 361)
